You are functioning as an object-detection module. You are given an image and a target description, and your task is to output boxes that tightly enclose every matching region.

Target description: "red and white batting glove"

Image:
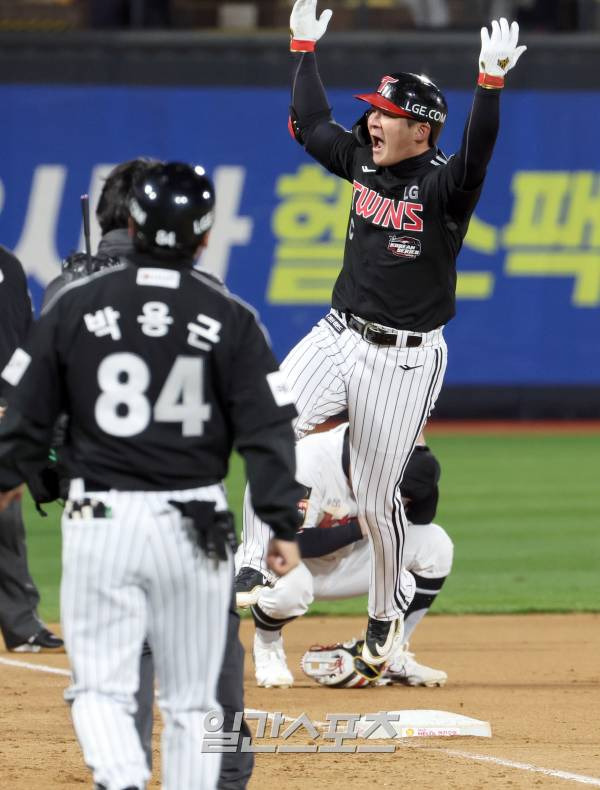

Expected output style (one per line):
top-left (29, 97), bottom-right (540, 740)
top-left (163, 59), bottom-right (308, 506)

top-left (478, 17), bottom-right (526, 88)
top-left (290, 0), bottom-right (333, 53)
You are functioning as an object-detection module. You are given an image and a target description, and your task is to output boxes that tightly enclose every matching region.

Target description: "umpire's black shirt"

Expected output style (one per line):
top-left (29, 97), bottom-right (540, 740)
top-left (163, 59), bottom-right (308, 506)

top-left (292, 53), bottom-right (501, 331)
top-left (0, 246), bottom-right (32, 370)
top-left (0, 250), bottom-right (302, 539)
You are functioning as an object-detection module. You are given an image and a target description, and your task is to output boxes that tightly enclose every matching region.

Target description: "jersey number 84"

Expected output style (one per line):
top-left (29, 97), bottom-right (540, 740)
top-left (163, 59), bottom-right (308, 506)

top-left (95, 352), bottom-right (211, 438)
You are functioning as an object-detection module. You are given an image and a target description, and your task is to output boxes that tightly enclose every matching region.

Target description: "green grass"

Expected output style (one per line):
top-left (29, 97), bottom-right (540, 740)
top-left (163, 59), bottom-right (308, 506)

top-left (24, 432), bottom-right (600, 622)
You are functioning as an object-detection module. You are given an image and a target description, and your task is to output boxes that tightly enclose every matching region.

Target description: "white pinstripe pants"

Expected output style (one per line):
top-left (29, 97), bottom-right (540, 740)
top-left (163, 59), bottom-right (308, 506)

top-left (282, 312), bottom-right (447, 620)
top-left (61, 482), bottom-right (232, 790)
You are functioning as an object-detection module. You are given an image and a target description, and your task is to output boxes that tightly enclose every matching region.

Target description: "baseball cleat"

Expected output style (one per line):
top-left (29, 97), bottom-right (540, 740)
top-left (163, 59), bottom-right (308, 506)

top-left (384, 642), bottom-right (448, 687)
top-left (362, 617), bottom-right (403, 666)
top-left (8, 628), bottom-right (65, 653)
top-left (253, 632), bottom-right (294, 688)
top-left (235, 566), bottom-right (269, 608)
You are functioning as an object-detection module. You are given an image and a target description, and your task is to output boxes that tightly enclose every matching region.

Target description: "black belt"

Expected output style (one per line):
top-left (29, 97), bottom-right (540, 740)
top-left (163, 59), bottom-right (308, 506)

top-left (345, 313), bottom-right (422, 347)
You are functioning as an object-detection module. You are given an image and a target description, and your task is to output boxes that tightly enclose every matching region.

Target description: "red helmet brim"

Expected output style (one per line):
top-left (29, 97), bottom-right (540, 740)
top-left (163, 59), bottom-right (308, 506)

top-left (354, 93), bottom-right (414, 119)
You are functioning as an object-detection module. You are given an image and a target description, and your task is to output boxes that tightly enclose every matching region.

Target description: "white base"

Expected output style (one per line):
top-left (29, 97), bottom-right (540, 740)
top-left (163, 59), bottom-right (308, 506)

top-left (356, 709), bottom-right (492, 739)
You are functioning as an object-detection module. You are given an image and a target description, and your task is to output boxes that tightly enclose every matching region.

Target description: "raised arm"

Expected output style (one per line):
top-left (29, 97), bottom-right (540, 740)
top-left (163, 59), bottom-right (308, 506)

top-left (448, 19), bottom-right (526, 202)
top-left (289, 0), bottom-right (357, 179)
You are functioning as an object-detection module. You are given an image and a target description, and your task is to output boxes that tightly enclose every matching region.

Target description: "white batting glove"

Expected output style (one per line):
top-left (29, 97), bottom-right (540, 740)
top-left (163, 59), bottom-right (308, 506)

top-left (290, 0), bottom-right (333, 52)
top-left (478, 18), bottom-right (526, 88)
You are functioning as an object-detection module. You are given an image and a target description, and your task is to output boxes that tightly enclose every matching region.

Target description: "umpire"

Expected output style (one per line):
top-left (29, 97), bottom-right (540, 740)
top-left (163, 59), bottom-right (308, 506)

top-left (0, 245), bottom-right (64, 653)
top-left (0, 162), bottom-right (302, 790)
top-left (45, 157), bottom-right (256, 788)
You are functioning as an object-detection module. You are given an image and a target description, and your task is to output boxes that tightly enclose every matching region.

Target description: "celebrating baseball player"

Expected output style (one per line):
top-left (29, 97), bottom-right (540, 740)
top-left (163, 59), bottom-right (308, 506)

top-left (237, 423), bottom-right (452, 688)
top-left (0, 162), bottom-right (303, 790)
top-left (242, 0), bottom-right (525, 667)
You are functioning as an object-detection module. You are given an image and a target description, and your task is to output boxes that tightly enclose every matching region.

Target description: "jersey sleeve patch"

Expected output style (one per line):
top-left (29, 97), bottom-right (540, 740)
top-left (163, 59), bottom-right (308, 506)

top-left (1, 348), bottom-right (32, 386)
top-left (136, 268), bottom-right (181, 289)
top-left (266, 370), bottom-right (296, 408)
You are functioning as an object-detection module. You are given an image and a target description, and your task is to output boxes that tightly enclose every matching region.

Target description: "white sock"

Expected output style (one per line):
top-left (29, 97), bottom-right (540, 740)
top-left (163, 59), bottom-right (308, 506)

top-left (403, 609), bottom-right (427, 643)
top-left (256, 628), bottom-right (282, 645)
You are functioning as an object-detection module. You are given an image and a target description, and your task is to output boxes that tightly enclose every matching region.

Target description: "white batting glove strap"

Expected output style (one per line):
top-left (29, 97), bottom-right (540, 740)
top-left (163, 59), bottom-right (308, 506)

top-left (478, 17), bottom-right (526, 87)
top-left (290, 0), bottom-right (333, 52)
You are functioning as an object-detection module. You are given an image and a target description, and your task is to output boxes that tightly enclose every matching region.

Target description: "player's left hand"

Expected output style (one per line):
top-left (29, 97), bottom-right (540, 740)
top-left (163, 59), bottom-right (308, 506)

top-left (290, 0), bottom-right (333, 51)
top-left (0, 484), bottom-right (24, 512)
top-left (479, 18), bottom-right (526, 86)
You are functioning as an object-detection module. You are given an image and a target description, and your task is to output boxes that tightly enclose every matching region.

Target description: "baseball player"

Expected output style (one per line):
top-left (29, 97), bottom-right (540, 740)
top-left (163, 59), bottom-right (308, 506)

top-left (0, 162), bottom-right (302, 790)
top-left (251, 0), bottom-right (524, 666)
top-left (41, 158), bottom-right (255, 789)
top-left (237, 423), bottom-right (452, 688)
top-left (0, 245), bottom-right (64, 654)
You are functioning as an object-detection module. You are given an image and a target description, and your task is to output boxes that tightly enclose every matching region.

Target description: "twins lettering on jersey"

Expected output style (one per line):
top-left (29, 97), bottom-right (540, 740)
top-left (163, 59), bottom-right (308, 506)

top-left (352, 180), bottom-right (423, 232)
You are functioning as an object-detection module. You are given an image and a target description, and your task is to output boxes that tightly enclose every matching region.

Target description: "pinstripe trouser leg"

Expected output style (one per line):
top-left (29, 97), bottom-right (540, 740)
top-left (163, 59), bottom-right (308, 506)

top-left (238, 317), bottom-right (354, 576)
top-left (62, 485), bottom-right (232, 790)
top-left (348, 334), bottom-right (447, 619)
top-left (284, 315), bottom-right (447, 620)
top-left (240, 313), bottom-right (446, 620)
top-left (280, 318), bottom-right (354, 437)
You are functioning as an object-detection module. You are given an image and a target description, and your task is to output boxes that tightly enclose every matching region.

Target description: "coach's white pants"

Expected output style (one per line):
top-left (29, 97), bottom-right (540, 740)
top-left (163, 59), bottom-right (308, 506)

top-left (281, 313), bottom-right (447, 619)
top-left (61, 483), bottom-right (232, 790)
top-left (245, 522), bottom-right (453, 620)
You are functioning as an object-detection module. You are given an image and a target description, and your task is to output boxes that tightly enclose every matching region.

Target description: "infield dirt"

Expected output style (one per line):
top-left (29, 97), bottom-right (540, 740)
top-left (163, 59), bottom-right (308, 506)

top-left (1, 614), bottom-right (599, 789)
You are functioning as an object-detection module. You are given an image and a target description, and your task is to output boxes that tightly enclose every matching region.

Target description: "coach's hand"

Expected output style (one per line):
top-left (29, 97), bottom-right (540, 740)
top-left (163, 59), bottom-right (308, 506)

top-left (478, 18), bottom-right (526, 88)
top-left (267, 538), bottom-right (301, 575)
top-left (290, 0), bottom-right (332, 52)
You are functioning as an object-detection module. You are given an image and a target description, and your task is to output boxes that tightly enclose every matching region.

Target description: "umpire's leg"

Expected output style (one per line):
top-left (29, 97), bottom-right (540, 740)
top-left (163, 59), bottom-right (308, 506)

top-left (0, 499), bottom-right (44, 646)
top-left (217, 578), bottom-right (254, 790)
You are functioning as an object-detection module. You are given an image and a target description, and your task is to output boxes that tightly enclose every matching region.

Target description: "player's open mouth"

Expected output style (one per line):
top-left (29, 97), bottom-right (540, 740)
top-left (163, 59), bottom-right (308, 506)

top-left (371, 134), bottom-right (384, 153)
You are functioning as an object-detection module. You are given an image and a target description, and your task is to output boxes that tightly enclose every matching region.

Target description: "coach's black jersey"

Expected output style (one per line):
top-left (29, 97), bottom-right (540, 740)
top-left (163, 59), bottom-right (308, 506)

top-left (292, 53), bottom-right (501, 331)
top-left (0, 251), bottom-right (302, 538)
top-left (0, 246), bottom-right (32, 370)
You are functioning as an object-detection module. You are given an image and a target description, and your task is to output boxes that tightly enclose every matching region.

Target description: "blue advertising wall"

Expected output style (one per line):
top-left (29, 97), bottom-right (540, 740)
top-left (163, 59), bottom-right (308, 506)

top-left (1, 85), bottom-right (598, 385)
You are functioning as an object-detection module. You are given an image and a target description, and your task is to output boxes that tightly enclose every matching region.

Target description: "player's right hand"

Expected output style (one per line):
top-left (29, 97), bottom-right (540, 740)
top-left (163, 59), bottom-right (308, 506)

top-left (267, 538), bottom-right (301, 575)
top-left (290, 0), bottom-right (333, 51)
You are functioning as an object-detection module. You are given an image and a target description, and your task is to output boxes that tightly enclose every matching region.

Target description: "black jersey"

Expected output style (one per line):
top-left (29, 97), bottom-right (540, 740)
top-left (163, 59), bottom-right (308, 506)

top-left (291, 54), bottom-right (501, 331)
top-left (326, 141), bottom-right (477, 331)
top-left (0, 250), bottom-right (302, 539)
top-left (0, 246), bottom-right (32, 371)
